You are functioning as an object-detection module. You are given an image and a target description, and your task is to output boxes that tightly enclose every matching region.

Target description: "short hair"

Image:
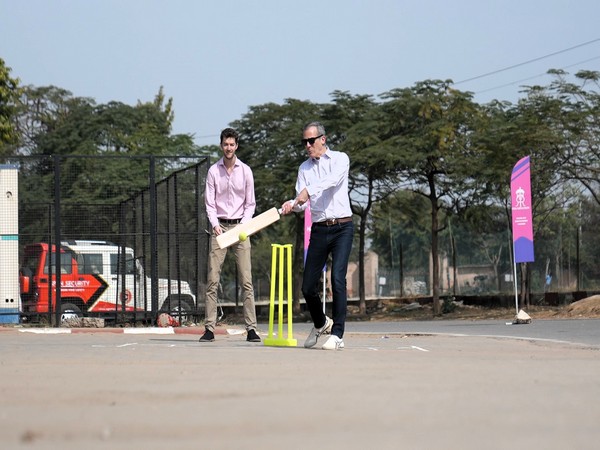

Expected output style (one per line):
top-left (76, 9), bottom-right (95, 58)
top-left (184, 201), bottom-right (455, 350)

top-left (220, 127), bottom-right (239, 144)
top-left (303, 121), bottom-right (326, 136)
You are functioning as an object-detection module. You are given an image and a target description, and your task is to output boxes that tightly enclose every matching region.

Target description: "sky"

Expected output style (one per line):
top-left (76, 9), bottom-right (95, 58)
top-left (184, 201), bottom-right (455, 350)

top-left (2, 0), bottom-right (600, 146)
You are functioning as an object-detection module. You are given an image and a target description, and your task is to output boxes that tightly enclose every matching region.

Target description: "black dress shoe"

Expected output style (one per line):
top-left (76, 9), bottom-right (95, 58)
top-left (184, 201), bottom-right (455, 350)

top-left (199, 329), bottom-right (215, 342)
top-left (246, 329), bottom-right (261, 342)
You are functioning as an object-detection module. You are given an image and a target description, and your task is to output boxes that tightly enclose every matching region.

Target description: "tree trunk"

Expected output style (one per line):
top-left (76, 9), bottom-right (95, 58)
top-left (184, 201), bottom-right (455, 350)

top-left (431, 196), bottom-right (441, 315)
top-left (451, 235), bottom-right (457, 296)
top-left (358, 214), bottom-right (367, 315)
top-left (292, 214), bottom-right (304, 315)
top-left (518, 263), bottom-right (527, 310)
top-left (525, 264), bottom-right (531, 308)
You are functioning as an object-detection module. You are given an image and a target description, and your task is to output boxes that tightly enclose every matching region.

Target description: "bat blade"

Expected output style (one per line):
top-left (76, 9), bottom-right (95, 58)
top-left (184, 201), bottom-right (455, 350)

top-left (216, 207), bottom-right (281, 249)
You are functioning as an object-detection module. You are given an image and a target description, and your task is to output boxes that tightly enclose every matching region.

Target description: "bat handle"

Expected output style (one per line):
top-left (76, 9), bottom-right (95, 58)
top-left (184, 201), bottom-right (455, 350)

top-left (277, 208), bottom-right (283, 214)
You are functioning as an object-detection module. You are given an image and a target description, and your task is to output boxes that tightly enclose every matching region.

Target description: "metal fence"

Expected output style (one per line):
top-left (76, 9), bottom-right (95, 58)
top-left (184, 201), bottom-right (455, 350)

top-left (0, 155), bottom-right (210, 326)
top-left (2, 155), bottom-right (599, 328)
top-left (375, 224), bottom-right (600, 307)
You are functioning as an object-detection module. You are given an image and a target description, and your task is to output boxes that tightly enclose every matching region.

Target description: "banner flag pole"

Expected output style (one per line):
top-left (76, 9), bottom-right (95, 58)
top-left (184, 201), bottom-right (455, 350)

top-left (510, 155), bottom-right (535, 315)
top-left (303, 201), bottom-right (327, 313)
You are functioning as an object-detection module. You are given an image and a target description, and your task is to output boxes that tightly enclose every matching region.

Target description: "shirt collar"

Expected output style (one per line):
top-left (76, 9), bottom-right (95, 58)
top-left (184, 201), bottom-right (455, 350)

top-left (218, 156), bottom-right (238, 167)
top-left (311, 146), bottom-right (329, 162)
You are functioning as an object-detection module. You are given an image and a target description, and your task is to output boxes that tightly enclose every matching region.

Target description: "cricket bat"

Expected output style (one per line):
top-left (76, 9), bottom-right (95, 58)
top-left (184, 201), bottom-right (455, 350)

top-left (216, 207), bottom-right (282, 249)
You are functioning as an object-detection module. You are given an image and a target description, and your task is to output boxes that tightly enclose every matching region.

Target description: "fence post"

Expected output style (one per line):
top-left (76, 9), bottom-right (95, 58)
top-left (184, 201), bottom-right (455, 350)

top-left (149, 156), bottom-right (159, 319)
top-left (53, 154), bottom-right (62, 327)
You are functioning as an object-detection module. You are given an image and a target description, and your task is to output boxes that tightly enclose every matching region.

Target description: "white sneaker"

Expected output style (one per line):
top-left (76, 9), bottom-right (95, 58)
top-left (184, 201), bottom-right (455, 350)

top-left (304, 316), bottom-right (333, 348)
top-left (322, 335), bottom-right (344, 350)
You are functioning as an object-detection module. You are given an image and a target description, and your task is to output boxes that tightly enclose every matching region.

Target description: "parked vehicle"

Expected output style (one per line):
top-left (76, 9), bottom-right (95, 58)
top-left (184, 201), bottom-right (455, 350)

top-left (19, 240), bottom-right (196, 321)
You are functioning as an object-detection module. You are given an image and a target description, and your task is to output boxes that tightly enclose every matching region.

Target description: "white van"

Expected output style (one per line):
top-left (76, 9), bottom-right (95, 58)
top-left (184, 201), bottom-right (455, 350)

top-left (20, 240), bottom-right (196, 322)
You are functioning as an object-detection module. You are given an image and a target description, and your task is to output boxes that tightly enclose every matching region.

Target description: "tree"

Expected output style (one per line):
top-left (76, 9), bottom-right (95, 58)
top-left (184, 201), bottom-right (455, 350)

top-left (543, 70), bottom-right (600, 205)
top-left (369, 191), bottom-right (431, 296)
top-left (459, 204), bottom-right (510, 292)
top-left (232, 99), bottom-right (325, 311)
top-left (376, 80), bottom-right (482, 315)
top-left (236, 92), bottom-right (402, 315)
top-left (473, 82), bottom-right (573, 307)
top-left (328, 91), bottom-right (402, 314)
top-left (13, 85), bottom-right (89, 156)
top-left (14, 85), bottom-right (201, 239)
top-left (0, 58), bottom-right (22, 154)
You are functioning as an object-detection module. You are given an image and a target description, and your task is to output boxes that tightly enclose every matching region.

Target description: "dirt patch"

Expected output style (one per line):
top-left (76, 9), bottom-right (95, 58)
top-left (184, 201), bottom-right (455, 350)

top-left (352, 295), bottom-right (600, 321)
top-left (565, 295), bottom-right (600, 317)
top-left (224, 296), bottom-right (600, 324)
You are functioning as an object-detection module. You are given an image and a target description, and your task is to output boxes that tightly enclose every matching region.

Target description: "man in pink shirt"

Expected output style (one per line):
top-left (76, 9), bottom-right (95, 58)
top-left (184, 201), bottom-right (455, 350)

top-left (200, 128), bottom-right (260, 343)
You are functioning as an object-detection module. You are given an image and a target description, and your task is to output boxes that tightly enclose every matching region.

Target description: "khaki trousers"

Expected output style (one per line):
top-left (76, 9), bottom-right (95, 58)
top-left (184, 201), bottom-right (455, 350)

top-left (204, 224), bottom-right (257, 332)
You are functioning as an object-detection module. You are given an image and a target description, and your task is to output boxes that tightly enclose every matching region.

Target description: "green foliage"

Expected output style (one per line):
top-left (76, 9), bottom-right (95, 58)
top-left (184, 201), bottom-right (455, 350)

top-left (0, 58), bottom-right (22, 152)
top-left (330, 91), bottom-right (397, 207)
top-left (442, 296), bottom-right (457, 314)
top-left (374, 80), bottom-right (483, 312)
top-left (15, 86), bottom-right (200, 206)
top-left (369, 191), bottom-right (430, 269)
top-left (229, 99), bottom-right (325, 297)
top-left (8, 67), bottom-right (600, 303)
top-left (579, 197), bottom-right (600, 284)
top-left (232, 99), bottom-right (324, 212)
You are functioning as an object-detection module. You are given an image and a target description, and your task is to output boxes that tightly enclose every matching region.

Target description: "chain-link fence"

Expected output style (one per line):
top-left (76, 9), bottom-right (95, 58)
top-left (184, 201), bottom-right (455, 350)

top-left (374, 225), bottom-right (600, 307)
top-left (1, 155), bottom-right (209, 326)
top-left (3, 155), bottom-right (599, 327)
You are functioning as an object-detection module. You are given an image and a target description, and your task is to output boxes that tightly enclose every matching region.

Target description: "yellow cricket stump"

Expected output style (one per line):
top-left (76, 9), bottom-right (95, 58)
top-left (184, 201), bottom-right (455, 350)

top-left (264, 244), bottom-right (297, 347)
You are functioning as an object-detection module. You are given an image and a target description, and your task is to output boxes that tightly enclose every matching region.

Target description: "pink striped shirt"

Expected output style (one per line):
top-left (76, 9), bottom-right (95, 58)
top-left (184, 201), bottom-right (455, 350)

top-left (205, 157), bottom-right (256, 229)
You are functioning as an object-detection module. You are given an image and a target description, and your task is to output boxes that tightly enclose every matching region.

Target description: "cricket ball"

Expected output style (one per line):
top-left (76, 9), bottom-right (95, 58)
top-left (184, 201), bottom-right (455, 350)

top-left (239, 232), bottom-right (248, 241)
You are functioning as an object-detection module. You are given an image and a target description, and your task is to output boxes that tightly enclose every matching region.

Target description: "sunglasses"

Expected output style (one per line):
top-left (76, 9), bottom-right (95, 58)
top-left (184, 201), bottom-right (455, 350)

top-left (301, 134), bottom-right (323, 146)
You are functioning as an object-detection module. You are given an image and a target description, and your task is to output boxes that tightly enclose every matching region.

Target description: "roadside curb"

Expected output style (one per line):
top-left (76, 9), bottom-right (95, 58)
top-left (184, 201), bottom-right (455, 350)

top-left (0, 326), bottom-right (243, 336)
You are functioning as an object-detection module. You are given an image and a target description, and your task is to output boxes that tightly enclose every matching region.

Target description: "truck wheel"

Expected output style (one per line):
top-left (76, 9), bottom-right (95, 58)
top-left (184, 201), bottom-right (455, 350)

top-left (61, 303), bottom-right (82, 322)
top-left (162, 299), bottom-right (192, 324)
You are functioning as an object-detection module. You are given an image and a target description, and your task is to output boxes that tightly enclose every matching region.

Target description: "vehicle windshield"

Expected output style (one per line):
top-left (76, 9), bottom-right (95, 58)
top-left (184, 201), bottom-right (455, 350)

top-left (110, 252), bottom-right (136, 275)
top-left (44, 250), bottom-right (73, 274)
top-left (22, 252), bottom-right (41, 274)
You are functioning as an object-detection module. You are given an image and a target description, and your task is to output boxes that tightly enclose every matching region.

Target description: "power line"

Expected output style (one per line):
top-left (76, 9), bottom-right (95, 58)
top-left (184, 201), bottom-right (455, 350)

top-left (455, 38), bottom-right (600, 85)
top-left (474, 55), bottom-right (600, 94)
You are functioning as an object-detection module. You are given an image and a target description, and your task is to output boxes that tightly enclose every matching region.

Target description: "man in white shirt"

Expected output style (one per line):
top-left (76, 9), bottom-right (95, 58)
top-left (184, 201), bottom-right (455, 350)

top-left (281, 121), bottom-right (354, 350)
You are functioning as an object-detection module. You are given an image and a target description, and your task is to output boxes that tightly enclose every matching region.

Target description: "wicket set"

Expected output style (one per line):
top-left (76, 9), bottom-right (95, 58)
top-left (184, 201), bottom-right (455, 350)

top-left (264, 244), bottom-right (297, 347)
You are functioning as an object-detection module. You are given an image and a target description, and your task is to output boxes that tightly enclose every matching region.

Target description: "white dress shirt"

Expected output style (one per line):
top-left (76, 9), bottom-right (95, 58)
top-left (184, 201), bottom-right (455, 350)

top-left (292, 147), bottom-right (352, 223)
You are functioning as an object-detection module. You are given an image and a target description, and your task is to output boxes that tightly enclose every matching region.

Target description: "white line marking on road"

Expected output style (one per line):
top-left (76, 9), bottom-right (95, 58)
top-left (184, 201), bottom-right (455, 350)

top-left (124, 328), bottom-right (174, 334)
top-left (19, 328), bottom-right (71, 334)
top-left (227, 329), bottom-right (245, 335)
top-left (116, 343), bottom-right (138, 347)
top-left (411, 345), bottom-right (429, 352)
top-left (397, 346), bottom-right (430, 352)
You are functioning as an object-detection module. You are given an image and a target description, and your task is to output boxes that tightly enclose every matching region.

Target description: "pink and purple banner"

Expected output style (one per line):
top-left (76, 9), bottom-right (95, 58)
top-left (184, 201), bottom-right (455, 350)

top-left (511, 156), bottom-right (534, 263)
top-left (304, 202), bottom-right (311, 265)
top-left (303, 201), bottom-right (327, 274)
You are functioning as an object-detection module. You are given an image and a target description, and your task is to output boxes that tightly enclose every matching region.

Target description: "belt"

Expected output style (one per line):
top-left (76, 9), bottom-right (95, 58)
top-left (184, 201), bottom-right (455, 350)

top-left (219, 218), bottom-right (242, 224)
top-left (314, 217), bottom-right (352, 227)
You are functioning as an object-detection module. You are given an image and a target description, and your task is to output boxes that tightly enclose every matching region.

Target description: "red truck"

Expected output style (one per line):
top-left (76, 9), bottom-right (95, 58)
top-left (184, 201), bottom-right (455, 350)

top-left (19, 240), bottom-right (196, 320)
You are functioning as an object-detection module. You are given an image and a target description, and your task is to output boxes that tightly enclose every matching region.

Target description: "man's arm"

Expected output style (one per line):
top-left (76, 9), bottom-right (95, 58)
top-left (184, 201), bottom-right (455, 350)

top-left (205, 169), bottom-right (220, 231)
top-left (242, 165), bottom-right (256, 223)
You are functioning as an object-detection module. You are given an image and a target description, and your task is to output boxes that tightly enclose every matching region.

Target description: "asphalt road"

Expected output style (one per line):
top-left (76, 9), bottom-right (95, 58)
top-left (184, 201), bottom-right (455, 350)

top-left (1, 318), bottom-right (599, 450)
top-left (330, 318), bottom-right (600, 348)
